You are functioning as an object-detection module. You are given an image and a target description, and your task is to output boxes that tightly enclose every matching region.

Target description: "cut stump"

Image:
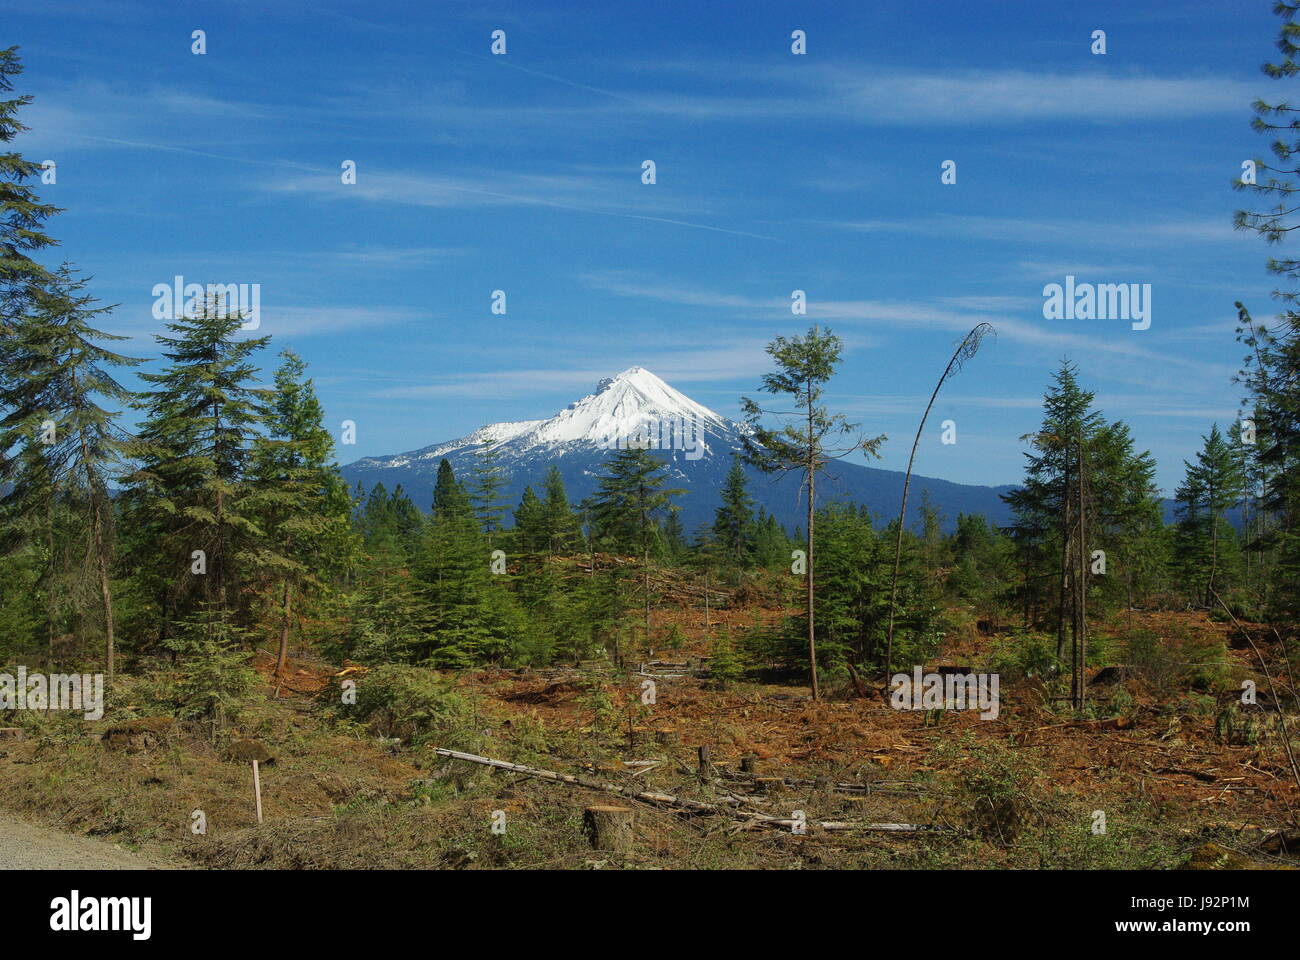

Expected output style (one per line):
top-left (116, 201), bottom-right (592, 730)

top-left (584, 805), bottom-right (634, 855)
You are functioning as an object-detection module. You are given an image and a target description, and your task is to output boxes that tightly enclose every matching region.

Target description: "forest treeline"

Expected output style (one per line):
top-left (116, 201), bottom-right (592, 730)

top-left (1, 19), bottom-right (1298, 723)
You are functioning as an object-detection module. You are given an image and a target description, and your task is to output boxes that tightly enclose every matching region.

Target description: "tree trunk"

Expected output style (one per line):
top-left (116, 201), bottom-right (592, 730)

top-left (1207, 506), bottom-right (1220, 607)
top-left (276, 580), bottom-right (293, 679)
top-left (644, 546), bottom-right (651, 658)
top-left (1076, 441), bottom-right (1088, 711)
top-left (806, 394), bottom-right (818, 701)
top-left (1056, 453), bottom-right (1072, 661)
top-left (584, 805), bottom-right (635, 855)
top-left (45, 495), bottom-right (56, 670)
top-left (80, 431), bottom-right (115, 687)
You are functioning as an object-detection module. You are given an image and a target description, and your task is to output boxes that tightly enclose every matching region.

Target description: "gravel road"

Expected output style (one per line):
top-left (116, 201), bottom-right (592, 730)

top-left (0, 812), bottom-right (171, 870)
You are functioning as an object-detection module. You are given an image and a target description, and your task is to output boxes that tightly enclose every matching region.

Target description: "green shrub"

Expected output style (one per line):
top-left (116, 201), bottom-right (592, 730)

top-left (341, 664), bottom-right (474, 746)
top-left (708, 632), bottom-right (744, 688)
top-left (159, 610), bottom-right (257, 735)
top-left (986, 632), bottom-right (1060, 680)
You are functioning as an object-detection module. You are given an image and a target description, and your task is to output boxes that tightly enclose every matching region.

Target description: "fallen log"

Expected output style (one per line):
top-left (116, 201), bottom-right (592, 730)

top-left (434, 748), bottom-right (940, 833)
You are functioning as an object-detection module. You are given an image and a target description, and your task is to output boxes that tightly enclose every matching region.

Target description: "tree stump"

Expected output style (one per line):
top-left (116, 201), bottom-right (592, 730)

top-left (740, 755), bottom-right (759, 775)
top-left (654, 729), bottom-right (680, 746)
top-left (584, 805), bottom-right (635, 855)
top-left (697, 745), bottom-right (711, 780)
top-left (101, 717), bottom-right (173, 753)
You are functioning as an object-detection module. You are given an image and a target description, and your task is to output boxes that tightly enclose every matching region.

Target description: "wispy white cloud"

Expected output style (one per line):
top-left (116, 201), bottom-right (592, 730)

top-left (824, 214), bottom-right (1246, 248)
top-left (625, 63), bottom-right (1264, 125)
top-left (109, 304), bottom-right (416, 344)
top-left (579, 271), bottom-right (1236, 382)
top-left (267, 169), bottom-right (778, 240)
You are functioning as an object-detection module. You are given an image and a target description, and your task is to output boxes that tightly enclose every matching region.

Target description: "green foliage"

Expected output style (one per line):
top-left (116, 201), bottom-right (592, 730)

top-left (159, 607), bottom-right (257, 732)
top-left (985, 631), bottom-right (1060, 680)
top-left (1232, 7), bottom-right (1300, 624)
top-left (933, 735), bottom-right (1043, 843)
top-left (341, 663), bottom-right (474, 746)
top-left (1173, 424), bottom-right (1246, 605)
top-left (1003, 361), bottom-right (1165, 634)
top-left (120, 294), bottom-right (274, 632)
top-left (707, 631), bottom-right (744, 687)
top-left (590, 447), bottom-right (682, 555)
top-left (0, 46), bottom-right (59, 321)
top-left (712, 454), bottom-right (755, 561)
top-left (468, 444), bottom-right (510, 541)
top-left (1121, 626), bottom-right (1233, 694)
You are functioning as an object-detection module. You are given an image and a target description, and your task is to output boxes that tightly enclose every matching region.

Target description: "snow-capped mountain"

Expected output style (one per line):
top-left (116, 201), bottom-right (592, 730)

top-left (367, 367), bottom-right (741, 469)
top-left (340, 367), bottom-right (1018, 532)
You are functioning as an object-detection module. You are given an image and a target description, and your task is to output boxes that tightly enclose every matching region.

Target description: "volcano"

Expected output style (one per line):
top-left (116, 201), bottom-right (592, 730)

top-left (339, 366), bottom-right (1018, 533)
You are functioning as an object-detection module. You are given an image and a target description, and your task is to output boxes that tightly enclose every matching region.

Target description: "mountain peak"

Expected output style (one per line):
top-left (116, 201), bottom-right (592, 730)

top-left (537, 366), bottom-right (730, 451)
top-left (352, 367), bottom-right (739, 468)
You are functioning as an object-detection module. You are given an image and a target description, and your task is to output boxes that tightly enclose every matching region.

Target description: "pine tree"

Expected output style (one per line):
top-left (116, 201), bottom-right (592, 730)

top-left (468, 444), bottom-right (510, 542)
top-left (0, 438), bottom-right (64, 660)
top-left (740, 325), bottom-right (883, 699)
top-left (540, 465), bottom-right (578, 555)
top-left (1005, 361), bottom-right (1164, 693)
top-left (591, 446), bottom-right (684, 659)
top-left (388, 483), bottom-right (425, 554)
top-left (1175, 423), bottom-right (1246, 604)
top-left (659, 508), bottom-right (686, 561)
top-left (513, 485), bottom-right (546, 553)
top-left (751, 508), bottom-right (791, 569)
top-left (1232, 6), bottom-right (1300, 618)
top-left (0, 47), bottom-right (59, 339)
top-left (420, 457), bottom-right (524, 667)
top-left (712, 454), bottom-right (755, 562)
top-left (0, 264), bottom-right (139, 680)
top-left (121, 294), bottom-right (272, 632)
top-left (432, 457), bottom-right (473, 521)
top-left (1003, 361), bottom-right (1103, 649)
top-left (252, 349), bottom-right (356, 677)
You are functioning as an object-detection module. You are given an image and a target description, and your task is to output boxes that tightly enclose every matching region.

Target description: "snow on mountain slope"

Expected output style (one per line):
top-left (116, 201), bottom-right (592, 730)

top-left (518, 366), bottom-right (734, 452)
top-left (349, 366), bottom-right (745, 471)
top-left (341, 367), bottom-right (1019, 532)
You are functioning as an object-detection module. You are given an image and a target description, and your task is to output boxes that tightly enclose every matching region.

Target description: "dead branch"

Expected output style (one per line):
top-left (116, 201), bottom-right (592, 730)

top-left (434, 748), bottom-right (941, 833)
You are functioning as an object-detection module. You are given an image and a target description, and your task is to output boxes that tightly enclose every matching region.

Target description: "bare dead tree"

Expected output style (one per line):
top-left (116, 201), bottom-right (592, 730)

top-left (883, 323), bottom-right (995, 679)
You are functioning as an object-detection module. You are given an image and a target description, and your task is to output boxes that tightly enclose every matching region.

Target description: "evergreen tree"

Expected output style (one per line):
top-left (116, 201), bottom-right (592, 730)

top-left (1003, 361), bottom-right (1103, 644)
top-left (0, 47), bottom-right (59, 338)
top-left (712, 454), bottom-right (755, 561)
top-left (121, 294), bottom-right (272, 633)
top-left (1232, 5), bottom-right (1300, 618)
top-left (420, 457), bottom-right (524, 667)
top-left (590, 446), bottom-right (684, 659)
top-left (0, 264), bottom-right (138, 679)
top-left (659, 508), bottom-right (686, 561)
top-left (513, 485), bottom-right (546, 553)
top-left (432, 457), bottom-right (473, 520)
top-left (387, 483), bottom-right (425, 554)
top-left (740, 325), bottom-right (883, 699)
top-left (0, 438), bottom-right (64, 660)
top-left (252, 349), bottom-right (356, 676)
top-left (1174, 423), bottom-right (1246, 604)
top-left (540, 465), bottom-right (578, 555)
top-left (468, 444), bottom-right (510, 542)
top-left (1004, 362), bottom-right (1163, 667)
top-left (751, 508), bottom-right (791, 568)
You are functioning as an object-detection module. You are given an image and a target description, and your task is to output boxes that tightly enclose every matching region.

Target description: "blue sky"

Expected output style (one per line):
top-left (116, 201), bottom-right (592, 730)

top-left (5, 0), bottom-right (1287, 496)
